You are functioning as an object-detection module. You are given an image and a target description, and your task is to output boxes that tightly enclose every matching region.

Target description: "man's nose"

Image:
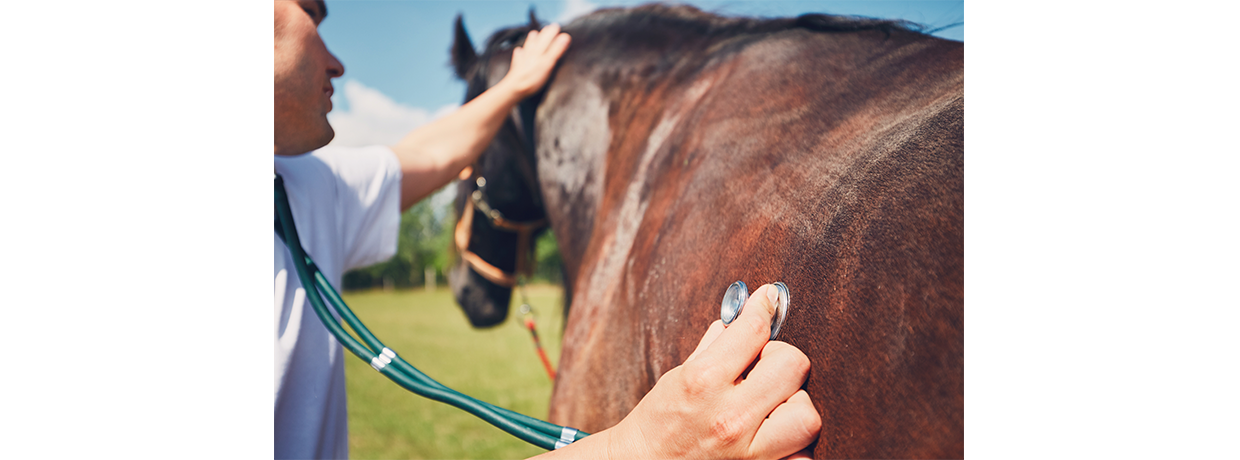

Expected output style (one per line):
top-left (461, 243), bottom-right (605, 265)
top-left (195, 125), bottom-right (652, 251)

top-left (327, 50), bottom-right (344, 78)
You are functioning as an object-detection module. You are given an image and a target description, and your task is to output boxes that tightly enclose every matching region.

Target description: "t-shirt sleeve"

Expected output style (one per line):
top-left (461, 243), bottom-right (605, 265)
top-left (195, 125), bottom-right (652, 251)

top-left (313, 145), bottom-right (403, 271)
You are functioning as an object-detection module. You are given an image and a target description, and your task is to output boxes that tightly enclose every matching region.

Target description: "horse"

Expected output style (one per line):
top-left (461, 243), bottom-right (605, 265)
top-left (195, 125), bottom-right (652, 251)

top-left (448, 4), bottom-right (963, 458)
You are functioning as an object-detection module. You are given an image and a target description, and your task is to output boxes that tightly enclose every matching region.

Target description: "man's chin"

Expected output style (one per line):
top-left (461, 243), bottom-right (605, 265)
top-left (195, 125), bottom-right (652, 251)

top-left (274, 124), bottom-right (335, 157)
top-left (319, 124), bottom-right (336, 148)
top-left (306, 121), bottom-right (336, 152)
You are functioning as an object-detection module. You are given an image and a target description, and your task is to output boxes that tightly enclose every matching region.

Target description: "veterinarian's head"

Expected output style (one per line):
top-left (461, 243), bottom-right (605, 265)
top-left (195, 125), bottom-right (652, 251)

top-left (274, 0), bottom-right (344, 156)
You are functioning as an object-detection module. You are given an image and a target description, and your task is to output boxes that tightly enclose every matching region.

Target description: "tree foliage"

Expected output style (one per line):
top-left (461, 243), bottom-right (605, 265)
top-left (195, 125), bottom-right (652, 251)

top-left (343, 186), bottom-right (563, 290)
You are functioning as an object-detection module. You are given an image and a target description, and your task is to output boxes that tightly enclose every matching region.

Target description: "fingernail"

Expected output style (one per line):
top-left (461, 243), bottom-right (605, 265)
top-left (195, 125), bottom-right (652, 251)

top-left (765, 284), bottom-right (779, 307)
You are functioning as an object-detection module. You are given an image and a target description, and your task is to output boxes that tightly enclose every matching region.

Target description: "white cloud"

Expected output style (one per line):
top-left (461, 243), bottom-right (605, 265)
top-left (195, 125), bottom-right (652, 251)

top-left (557, 0), bottom-right (599, 23)
top-left (325, 79), bottom-right (457, 148)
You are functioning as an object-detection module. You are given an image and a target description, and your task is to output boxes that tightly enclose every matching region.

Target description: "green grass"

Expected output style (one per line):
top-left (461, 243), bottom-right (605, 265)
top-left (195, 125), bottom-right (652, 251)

top-left (341, 284), bottom-right (566, 460)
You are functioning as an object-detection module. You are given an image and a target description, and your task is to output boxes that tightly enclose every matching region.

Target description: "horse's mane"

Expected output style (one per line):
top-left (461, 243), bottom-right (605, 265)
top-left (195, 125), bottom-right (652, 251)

top-left (478, 3), bottom-right (927, 58)
top-left (456, 2), bottom-right (948, 105)
top-left (462, 3), bottom-right (933, 93)
top-left (572, 3), bottom-right (924, 38)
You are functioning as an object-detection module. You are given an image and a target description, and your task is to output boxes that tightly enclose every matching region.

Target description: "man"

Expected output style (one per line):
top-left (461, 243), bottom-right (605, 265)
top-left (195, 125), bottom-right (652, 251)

top-left (274, 1), bottom-right (821, 458)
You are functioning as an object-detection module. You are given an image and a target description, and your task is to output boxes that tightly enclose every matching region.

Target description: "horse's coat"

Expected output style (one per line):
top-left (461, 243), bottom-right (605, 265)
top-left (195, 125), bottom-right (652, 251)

top-left (450, 5), bottom-right (963, 458)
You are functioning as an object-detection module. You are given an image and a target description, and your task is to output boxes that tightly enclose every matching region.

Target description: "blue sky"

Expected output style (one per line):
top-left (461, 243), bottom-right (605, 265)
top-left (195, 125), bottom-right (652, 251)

top-left (318, 0), bottom-right (962, 148)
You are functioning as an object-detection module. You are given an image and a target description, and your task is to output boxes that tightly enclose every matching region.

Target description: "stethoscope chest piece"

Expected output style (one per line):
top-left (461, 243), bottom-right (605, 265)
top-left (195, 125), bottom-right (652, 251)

top-left (769, 282), bottom-right (790, 341)
top-left (719, 280), bottom-right (791, 341)
top-left (721, 281), bottom-right (749, 326)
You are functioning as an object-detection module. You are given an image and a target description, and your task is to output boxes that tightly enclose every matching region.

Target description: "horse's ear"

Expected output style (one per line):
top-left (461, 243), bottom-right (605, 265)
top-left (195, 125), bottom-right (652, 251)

top-left (528, 8), bottom-right (541, 30)
top-left (451, 15), bottom-right (477, 80)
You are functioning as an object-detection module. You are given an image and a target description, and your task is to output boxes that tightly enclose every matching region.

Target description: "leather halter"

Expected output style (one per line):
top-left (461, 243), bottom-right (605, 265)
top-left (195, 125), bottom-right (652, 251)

top-left (454, 71), bottom-right (546, 288)
top-left (454, 176), bottom-right (546, 288)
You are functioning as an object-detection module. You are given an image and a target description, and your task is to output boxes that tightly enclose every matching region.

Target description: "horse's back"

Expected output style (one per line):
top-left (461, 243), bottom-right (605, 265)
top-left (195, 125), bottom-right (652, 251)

top-left (549, 24), bottom-right (963, 458)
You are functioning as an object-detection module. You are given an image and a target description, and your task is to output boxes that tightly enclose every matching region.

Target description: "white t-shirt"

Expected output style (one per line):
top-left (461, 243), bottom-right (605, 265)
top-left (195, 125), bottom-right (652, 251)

top-left (274, 145), bottom-right (402, 459)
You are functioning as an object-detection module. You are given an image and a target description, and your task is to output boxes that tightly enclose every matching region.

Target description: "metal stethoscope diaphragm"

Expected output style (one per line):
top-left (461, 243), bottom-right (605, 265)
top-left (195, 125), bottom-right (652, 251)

top-left (720, 281), bottom-right (790, 340)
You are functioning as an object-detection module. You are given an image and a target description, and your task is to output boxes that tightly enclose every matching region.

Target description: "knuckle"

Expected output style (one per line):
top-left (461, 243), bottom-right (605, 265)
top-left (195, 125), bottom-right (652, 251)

top-left (787, 348), bottom-right (811, 376)
top-left (739, 315), bottom-right (768, 339)
top-left (680, 364), bottom-right (716, 397)
top-left (765, 342), bottom-right (810, 375)
top-left (708, 412), bottom-right (745, 446)
top-left (762, 340), bottom-right (788, 353)
top-left (795, 404), bottom-right (823, 440)
top-left (795, 351), bottom-right (811, 374)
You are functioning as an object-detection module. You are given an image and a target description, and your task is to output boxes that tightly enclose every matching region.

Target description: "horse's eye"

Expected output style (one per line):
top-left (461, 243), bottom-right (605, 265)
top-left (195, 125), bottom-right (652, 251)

top-left (501, 37), bottom-right (517, 48)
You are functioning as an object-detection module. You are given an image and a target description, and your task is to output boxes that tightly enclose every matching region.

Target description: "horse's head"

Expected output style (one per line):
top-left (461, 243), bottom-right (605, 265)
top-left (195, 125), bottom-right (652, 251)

top-left (447, 12), bottom-right (549, 328)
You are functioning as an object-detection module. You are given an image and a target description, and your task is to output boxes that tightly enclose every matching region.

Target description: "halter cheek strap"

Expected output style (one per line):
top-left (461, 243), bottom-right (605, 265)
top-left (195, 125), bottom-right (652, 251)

top-left (454, 197), bottom-right (546, 288)
top-left (455, 95), bottom-right (547, 289)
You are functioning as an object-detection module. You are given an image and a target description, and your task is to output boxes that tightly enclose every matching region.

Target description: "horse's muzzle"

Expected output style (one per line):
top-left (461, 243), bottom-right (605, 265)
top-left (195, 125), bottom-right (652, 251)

top-left (448, 261), bottom-right (513, 328)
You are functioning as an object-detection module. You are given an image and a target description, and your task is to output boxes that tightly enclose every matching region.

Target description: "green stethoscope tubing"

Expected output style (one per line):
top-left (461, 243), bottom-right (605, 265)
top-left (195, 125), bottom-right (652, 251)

top-left (275, 175), bottom-right (587, 450)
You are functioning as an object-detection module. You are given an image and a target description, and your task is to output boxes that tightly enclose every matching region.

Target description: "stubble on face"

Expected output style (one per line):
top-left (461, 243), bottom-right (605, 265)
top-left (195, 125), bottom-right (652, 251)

top-left (274, 0), bottom-right (342, 156)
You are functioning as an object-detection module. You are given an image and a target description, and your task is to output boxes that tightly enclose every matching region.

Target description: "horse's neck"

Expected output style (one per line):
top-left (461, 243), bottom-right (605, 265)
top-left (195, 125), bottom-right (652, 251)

top-left (533, 76), bottom-right (611, 283)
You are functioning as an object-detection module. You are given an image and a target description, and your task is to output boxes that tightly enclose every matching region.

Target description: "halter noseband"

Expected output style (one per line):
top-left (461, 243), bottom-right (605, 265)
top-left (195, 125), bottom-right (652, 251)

top-left (454, 176), bottom-right (546, 288)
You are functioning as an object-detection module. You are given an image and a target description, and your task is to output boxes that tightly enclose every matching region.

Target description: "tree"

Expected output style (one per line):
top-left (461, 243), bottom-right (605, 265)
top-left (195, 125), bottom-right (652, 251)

top-left (343, 189), bottom-right (452, 290)
top-left (343, 185), bottom-right (564, 290)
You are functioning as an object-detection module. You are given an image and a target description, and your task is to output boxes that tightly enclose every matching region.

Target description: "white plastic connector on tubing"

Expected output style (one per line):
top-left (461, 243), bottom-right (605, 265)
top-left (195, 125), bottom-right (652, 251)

top-left (370, 347), bottom-right (395, 372)
top-left (554, 427), bottom-right (578, 449)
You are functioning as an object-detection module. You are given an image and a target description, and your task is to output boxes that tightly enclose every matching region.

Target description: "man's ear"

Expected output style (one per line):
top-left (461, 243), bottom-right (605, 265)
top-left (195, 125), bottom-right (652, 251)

top-left (451, 15), bottom-right (477, 80)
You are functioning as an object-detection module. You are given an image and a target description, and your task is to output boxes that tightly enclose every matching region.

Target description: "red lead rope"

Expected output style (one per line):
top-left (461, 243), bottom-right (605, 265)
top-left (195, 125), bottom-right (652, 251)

top-left (523, 316), bottom-right (556, 381)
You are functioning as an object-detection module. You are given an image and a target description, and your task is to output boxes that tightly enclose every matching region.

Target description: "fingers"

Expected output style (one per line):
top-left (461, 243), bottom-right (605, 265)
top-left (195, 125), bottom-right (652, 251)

top-left (511, 24), bottom-right (569, 86)
top-left (546, 32), bottom-right (571, 60)
top-left (748, 390), bottom-right (821, 460)
top-left (685, 284), bottom-right (781, 384)
top-left (684, 320), bottom-right (725, 364)
top-left (522, 24), bottom-right (562, 55)
top-left (536, 24), bottom-right (561, 53)
top-left (503, 25), bottom-right (570, 98)
top-left (523, 29), bottom-right (540, 52)
top-left (736, 341), bottom-right (811, 422)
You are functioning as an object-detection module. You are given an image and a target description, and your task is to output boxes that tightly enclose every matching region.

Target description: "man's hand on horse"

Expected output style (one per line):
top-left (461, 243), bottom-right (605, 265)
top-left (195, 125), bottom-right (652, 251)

top-left (539, 284), bottom-right (821, 459)
top-left (498, 23), bottom-right (571, 99)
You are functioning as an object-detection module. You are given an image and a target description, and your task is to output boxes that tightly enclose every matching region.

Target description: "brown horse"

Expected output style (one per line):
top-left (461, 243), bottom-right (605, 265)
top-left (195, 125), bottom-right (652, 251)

top-left (449, 4), bottom-right (963, 458)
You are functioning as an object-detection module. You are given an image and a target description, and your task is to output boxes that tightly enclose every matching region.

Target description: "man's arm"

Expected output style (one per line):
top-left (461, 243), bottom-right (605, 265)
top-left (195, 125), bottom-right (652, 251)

top-left (390, 24), bottom-right (570, 211)
top-left (535, 284), bottom-right (822, 460)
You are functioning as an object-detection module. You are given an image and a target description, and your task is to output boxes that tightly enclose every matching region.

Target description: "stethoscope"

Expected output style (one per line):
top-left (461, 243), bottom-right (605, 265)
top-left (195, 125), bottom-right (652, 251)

top-left (276, 174), bottom-right (586, 450)
top-left (275, 174), bottom-right (792, 450)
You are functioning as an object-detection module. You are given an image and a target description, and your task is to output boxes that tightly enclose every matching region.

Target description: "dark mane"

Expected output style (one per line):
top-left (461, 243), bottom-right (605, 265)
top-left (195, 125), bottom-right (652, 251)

top-left (569, 3), bottom-right (925, 38)
top-left (462, 3), bottom-right (933, 92)
top-left (472, 4), bottom-right (929, 61)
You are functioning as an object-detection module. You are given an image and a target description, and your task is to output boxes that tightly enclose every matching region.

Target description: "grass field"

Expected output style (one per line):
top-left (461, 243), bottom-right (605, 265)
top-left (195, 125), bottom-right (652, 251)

top-left (341, 284), bottom-right (566, 459)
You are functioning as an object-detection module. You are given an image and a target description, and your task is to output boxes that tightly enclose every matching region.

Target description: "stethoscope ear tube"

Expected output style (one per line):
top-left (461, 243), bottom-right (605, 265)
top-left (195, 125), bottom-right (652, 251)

top-left (275, 175), bottom-right (586, 450)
